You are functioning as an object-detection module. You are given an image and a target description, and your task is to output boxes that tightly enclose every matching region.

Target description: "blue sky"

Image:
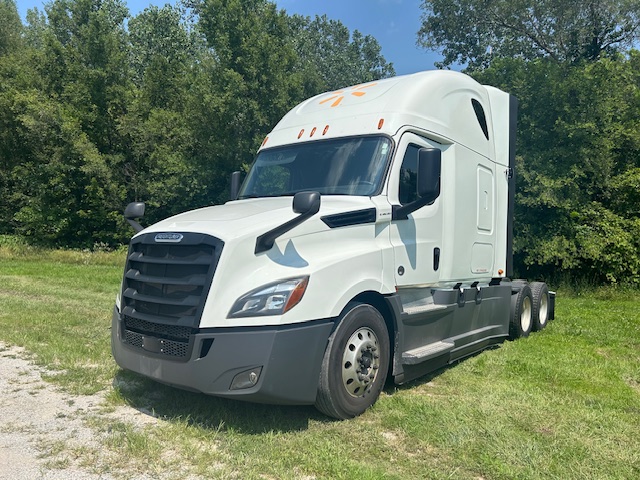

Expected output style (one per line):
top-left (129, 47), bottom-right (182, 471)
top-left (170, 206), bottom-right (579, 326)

top-left (273, 0), bottom-right (442, 74)
top-left (17, 0), bottom-right (445, 75)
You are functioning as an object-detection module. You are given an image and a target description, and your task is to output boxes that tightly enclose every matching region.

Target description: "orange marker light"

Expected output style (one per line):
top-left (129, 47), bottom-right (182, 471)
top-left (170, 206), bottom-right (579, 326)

top-left (298, 129), bottom-right (305, 139)
top-left (323, 125), bottom-right (329, 135)
top-left (378, 118), bottom-right (385, 130)
top-left (283, 277), bottom-right (309, 314)
top-left (498, 269), bottom-right (504, 275)
top-left (262, 136), bottom-right (269, 147)
top-left (310, 127), bottom-right (317, 137)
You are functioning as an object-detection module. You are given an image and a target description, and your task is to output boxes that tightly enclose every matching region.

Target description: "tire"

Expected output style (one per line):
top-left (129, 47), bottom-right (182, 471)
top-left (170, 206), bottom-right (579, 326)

top-left (315, 302), bottom-right (390, 419)
top-left (530, 282), bottom-right (550, 331)
top-left (509, 281), bottom-right (533, 340)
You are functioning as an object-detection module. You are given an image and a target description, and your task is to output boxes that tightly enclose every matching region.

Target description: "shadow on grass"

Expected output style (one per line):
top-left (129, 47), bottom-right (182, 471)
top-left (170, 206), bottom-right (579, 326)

top-left (113, 369), bottom-right (330, 434)
top-left (113, 345), bottom-right (506, 433)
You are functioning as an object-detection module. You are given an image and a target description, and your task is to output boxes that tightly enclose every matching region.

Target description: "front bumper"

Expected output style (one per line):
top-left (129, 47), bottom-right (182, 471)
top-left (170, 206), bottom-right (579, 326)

top-left (111, 306), bottom-right (334, 405)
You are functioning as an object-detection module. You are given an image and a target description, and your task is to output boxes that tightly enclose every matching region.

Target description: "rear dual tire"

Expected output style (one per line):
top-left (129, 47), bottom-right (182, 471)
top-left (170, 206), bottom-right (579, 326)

top-left (509, 281), bottom-right (533, 339)
top-left (509, 280), bottom-right (550, 339)
top-left (530, 281), bottom-right (550, 331)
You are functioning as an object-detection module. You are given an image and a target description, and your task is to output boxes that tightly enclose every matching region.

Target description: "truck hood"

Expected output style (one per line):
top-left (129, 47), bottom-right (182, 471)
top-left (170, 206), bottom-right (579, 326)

top-left (138, 196), bottom-right (379, 243)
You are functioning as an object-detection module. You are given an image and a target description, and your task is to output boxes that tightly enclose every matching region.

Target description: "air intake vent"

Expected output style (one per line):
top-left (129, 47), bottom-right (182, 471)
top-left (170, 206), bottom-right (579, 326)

top-left (321, 208), bottom-right (376, 228)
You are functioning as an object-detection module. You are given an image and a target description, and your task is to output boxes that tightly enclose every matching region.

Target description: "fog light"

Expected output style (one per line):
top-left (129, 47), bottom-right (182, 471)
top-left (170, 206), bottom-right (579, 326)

top-left (230, 367), bottom-right (263, 390)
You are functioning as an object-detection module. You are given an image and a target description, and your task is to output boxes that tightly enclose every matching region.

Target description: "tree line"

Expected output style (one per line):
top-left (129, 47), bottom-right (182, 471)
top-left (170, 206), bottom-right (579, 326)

top-left (420, 0), bottom-right (640, 284)
top-left (0, 0), bottom-right (393, 247)
top-left (2, 0), bottom-right (639, 284)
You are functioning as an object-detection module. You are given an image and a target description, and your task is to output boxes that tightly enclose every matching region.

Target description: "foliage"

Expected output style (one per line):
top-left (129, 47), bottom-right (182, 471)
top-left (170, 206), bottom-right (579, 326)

top-left (417, 0), bottom-right (640, 284)
top-left (0, 0), bottom-right (22, 56)
top-left (418, 0), bottom-right (640, 69)
top-left (289, 13), bottom-right (395, 93)
top-left (0, 0), bottom-right (393, 247)
top-left (474, 54), bottom-right (640, 284)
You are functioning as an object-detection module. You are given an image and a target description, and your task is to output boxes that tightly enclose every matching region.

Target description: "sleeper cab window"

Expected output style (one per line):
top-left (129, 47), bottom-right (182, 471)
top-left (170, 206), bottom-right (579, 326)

top-left (472, 99), bottom-right (489, 140)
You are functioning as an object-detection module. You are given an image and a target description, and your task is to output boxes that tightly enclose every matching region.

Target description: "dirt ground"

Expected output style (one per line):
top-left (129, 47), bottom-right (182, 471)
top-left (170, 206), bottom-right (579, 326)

top-left (0, 342), bottom-right (160, 480)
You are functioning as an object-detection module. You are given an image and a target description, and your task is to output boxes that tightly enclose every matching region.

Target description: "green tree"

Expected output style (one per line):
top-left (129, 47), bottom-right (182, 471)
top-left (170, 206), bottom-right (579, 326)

top-left (418, 0), bottom-right (640, 69)
top-left (289, 14), bottom-right (395, 93)
top-left (2, 0), bottom-right (396, 247)
top-left (12, 94), bottom-right (125, 246)
top-left (474, 54), bottom-right (640, 283)
top-left (0, 0), bottom-right (22, 56)
top-left (43, 0), bottom-right (130, 151)
top-left (119, 4), bottom-right (204, 224)
top-left (128, 4), bottom-right (199, 109)
top-left (24, 7), bottom-right (48, 49)
top-left (418, 0), bottom-right (640, 283)
top-left (0, 1), bottom-right (34, 233)
top-left (186, 0), bottom-right (304, 204)
top-left (7, 0), bottom-right (133, 247)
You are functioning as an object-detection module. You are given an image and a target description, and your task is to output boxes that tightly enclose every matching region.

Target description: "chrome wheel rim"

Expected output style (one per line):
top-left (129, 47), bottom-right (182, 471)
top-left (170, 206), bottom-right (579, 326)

top-left (539, 293), bottom-right (548, 326)
top-left (341, 327), bottom-right (381, 397)
top-left (521, 296), bottom-right (532, 332)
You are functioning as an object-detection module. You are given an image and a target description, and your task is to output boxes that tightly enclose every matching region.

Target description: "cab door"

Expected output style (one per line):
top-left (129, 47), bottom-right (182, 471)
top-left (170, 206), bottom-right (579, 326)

top-left (388, 133), bottom-right (444, 287)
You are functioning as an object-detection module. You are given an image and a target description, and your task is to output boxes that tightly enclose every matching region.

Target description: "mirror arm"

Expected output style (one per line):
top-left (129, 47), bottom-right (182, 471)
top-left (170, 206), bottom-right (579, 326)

top-left (255, 192), bottom-right (320, 254)
top-left (255, 210), bottom-right (315, 254)
top-left (392, 196), bottom-right (434, 221)
top-left (126, 219), bottom-right (144, 233)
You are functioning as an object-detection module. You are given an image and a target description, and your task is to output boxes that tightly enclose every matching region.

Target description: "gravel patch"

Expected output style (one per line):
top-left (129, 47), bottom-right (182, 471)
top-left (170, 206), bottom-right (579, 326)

top-left (0, 342), bottom-right (167, 480)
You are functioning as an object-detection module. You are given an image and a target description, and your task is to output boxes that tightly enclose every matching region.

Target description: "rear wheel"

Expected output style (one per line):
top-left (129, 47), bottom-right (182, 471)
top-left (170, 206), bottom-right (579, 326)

top-left (509, 282), bottom-right (533, 339)
top-left (315, 302), bottom-right (390, 419)
top-left (530, 282), bottom-right (550, 331)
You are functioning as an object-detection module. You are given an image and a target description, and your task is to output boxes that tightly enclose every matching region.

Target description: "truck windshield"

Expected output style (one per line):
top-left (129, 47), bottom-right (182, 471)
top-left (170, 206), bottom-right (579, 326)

top-left (238, 136), bottom-right (392, 198)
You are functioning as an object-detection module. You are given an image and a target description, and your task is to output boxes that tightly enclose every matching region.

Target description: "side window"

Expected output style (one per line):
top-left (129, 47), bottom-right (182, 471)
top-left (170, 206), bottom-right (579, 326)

top-left (471, 99), bottom-right (489, 140)
top-left (399, 144), bottom-right (421, 204)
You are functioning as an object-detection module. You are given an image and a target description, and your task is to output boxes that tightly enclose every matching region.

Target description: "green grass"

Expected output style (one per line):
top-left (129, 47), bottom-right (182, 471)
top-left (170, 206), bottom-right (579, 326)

top-left (0, 242), bottom-right (639, 479)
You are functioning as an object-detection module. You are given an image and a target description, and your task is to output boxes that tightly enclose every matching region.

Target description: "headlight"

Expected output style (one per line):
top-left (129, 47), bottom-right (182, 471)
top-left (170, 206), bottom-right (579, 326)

top-left (228, 276), bottom-right (309, 318)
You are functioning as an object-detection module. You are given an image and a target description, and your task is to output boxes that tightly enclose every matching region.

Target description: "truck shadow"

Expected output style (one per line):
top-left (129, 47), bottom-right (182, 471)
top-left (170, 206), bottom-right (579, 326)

top-left (112, 348), bottom-right (495, 433)
top-left (112, 369), bottom-right (328, 434)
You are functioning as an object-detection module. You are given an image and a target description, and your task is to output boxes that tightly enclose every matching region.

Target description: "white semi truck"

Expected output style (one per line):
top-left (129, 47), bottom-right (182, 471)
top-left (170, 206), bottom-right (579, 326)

top-left (112, 70), bottom-right (555, 419)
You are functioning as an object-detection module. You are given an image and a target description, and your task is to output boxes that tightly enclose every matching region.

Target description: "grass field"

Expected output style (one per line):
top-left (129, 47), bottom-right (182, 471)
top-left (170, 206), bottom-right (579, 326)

top-left (0, 240), bottom-right (639, 479)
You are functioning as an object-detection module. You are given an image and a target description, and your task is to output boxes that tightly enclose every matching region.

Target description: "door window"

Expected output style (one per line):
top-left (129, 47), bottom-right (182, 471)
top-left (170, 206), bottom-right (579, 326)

top-left (398, 144), bottom-right (421, 204)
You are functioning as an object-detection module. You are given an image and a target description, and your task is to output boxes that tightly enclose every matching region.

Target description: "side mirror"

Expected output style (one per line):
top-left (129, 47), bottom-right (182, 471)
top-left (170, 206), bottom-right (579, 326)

top-left (124, 202), bottom-right (145, 219)
top-left (417, 148), bottom-right (441, 203)
top-left (293, 191), bottom-right (321, 215)
top-left (124, 202), bottom-right (145, 233)
top-left (230, 171), bottom-right (242, 201)
top-left (393, 148), bottom-right (441, 221)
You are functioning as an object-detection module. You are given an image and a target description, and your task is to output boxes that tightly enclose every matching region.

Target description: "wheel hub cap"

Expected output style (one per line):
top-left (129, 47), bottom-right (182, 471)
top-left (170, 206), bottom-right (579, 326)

top-left (342, 327), bottom-right (381, 397)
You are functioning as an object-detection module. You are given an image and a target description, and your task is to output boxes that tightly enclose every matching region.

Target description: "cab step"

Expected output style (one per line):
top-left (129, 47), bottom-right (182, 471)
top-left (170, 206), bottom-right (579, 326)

top-left (402, 340), bottom-right (454, 365)
top-left (402, 303), bottom-right (449, 315)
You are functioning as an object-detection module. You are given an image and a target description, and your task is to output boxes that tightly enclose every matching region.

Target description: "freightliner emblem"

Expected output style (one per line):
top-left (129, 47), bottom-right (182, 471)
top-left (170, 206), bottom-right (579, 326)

top-left (154, 233), bottom-right (183, 243)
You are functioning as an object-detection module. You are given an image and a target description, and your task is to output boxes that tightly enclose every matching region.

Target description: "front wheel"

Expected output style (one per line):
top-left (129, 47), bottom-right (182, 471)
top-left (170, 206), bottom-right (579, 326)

top-left (315, 302), bottom-right (390, 419)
